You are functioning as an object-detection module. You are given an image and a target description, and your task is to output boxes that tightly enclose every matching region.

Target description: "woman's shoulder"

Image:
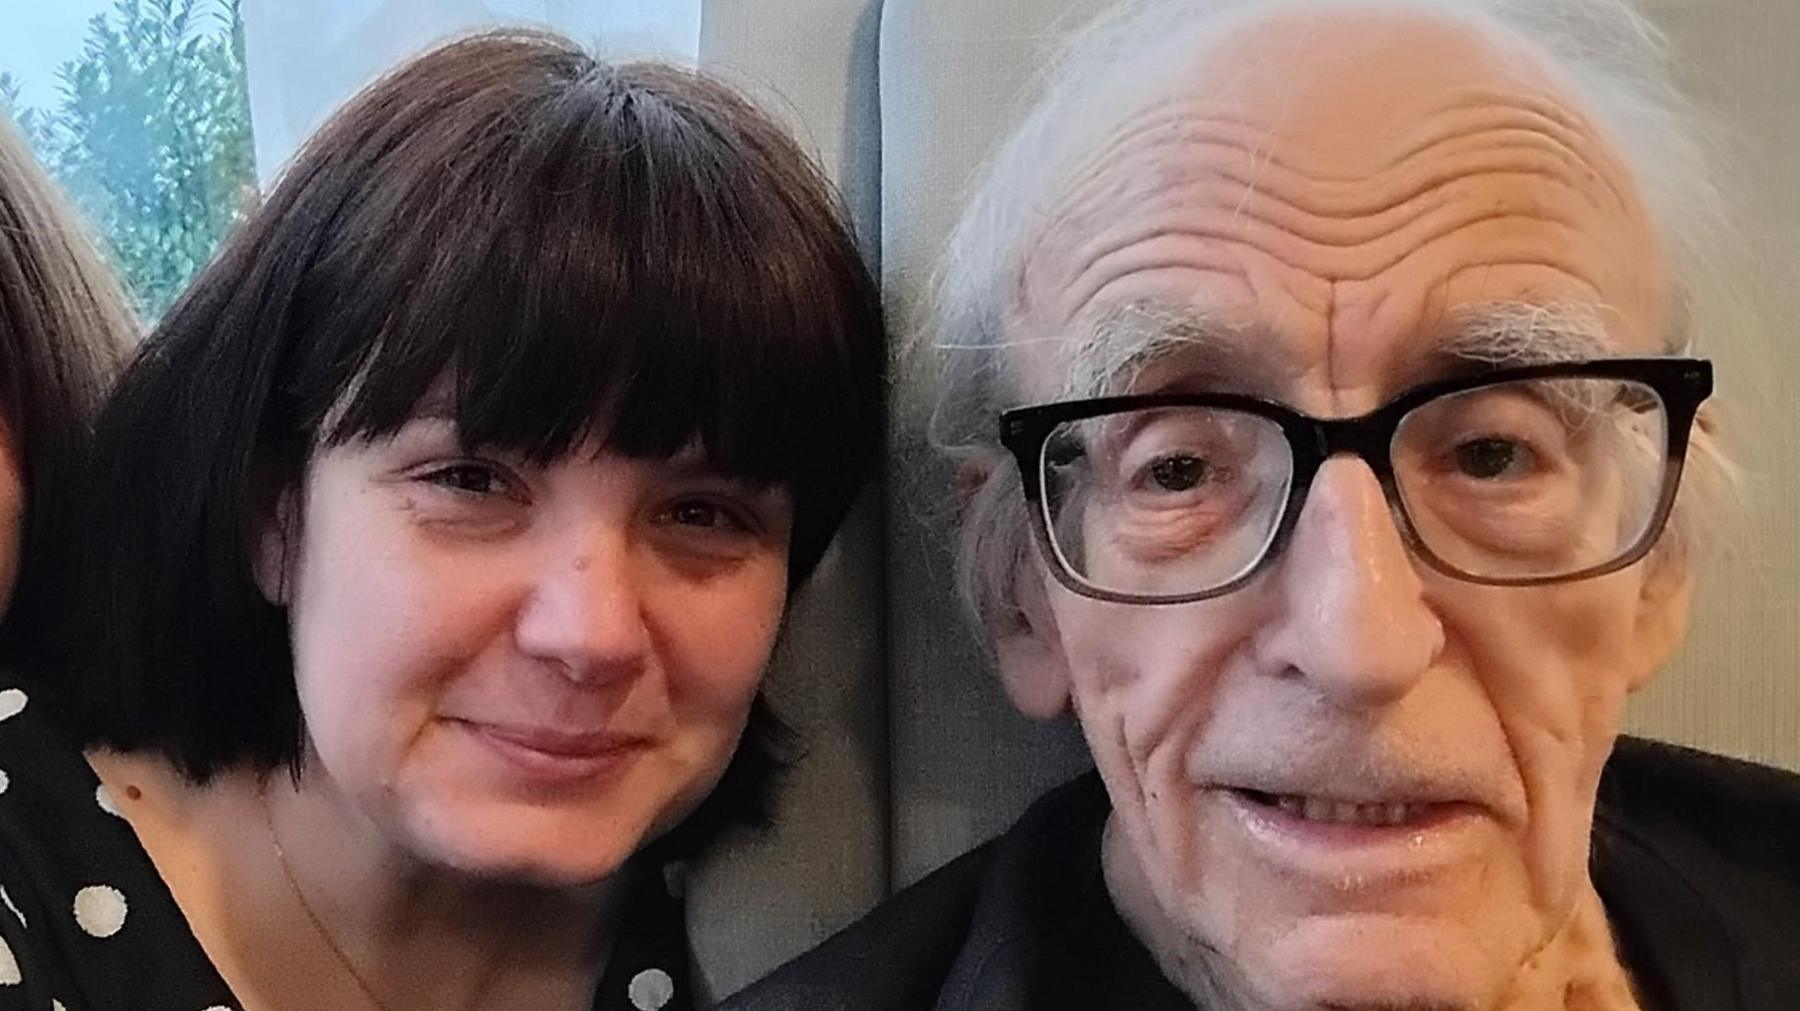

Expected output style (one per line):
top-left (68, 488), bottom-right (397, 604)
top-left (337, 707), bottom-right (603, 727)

top-left (0, 677), bottom-right (239, 1010)
top-left (0, 678), bottom-right (132, 863)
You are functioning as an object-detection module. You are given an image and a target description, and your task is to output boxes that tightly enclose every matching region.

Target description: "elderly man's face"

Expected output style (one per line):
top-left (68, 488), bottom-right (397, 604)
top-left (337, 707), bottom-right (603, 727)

top-left (998, 9), bottom-right (1690, 1011)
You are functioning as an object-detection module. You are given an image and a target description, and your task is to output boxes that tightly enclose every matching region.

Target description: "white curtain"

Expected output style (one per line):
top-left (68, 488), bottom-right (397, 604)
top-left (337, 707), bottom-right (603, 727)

top-left (241, 0), bottom-right (704, 183)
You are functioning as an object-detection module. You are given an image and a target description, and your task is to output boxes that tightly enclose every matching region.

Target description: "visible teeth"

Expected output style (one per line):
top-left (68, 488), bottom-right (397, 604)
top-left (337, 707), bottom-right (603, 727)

top-left (1271, 795), bottom-right (1423, 825)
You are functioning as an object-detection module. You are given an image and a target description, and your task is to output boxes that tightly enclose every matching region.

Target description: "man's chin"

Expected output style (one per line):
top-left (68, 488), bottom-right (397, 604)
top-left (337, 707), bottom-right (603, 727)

top-left (1221, 914), bottom-right (1507, 1011)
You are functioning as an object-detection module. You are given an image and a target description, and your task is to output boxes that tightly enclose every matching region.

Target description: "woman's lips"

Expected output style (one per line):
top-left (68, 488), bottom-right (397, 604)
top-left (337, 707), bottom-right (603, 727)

top-left (450, 719), bottom-right (651, 782)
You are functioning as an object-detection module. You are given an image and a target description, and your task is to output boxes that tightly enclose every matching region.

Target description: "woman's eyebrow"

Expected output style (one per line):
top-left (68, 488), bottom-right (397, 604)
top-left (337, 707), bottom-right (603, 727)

top-left (406, 391), bottom-right (459, 423)
top-left (665, 461), bottom-right (784, 492)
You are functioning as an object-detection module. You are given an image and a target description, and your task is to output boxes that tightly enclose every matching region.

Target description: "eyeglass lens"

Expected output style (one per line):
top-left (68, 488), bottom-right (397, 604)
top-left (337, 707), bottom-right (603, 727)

top-left (1037, 376), bottom-right (1671, 598)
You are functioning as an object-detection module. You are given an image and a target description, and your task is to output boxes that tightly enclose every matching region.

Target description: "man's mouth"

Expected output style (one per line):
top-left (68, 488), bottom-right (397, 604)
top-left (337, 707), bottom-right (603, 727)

top-left (1237, 789), bottom-right (1432, 827)
top-left (1209, 773), bottom-right (1490, 877)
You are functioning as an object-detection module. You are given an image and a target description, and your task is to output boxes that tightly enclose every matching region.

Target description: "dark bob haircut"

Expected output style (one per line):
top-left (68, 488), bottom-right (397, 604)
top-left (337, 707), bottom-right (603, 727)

top-left (57, 31), bottom-right (884, 847)
top-left (0, 115), bottom-right (131, 667)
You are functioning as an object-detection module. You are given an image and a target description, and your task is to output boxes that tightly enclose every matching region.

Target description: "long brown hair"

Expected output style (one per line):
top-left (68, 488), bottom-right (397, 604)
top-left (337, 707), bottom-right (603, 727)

top-left (0, 114), bottom-right (135, 663)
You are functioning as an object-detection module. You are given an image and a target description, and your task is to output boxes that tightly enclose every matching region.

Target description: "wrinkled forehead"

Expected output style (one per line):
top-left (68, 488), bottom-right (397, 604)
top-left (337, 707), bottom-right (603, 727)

top-left (1002, 3), bottom-right (1670, 405)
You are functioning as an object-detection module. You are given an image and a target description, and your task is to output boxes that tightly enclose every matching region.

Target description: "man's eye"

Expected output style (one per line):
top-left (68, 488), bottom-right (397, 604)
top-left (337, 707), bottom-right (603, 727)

top-left (1147, 454), bottom-right (1211, 492)
top-left (1452, 438), bottom-right (1530, 479)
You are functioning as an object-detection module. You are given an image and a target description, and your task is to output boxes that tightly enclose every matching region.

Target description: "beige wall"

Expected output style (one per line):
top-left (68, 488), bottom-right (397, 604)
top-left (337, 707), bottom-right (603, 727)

top-left (1625, 0), bottom-right (1800, 771)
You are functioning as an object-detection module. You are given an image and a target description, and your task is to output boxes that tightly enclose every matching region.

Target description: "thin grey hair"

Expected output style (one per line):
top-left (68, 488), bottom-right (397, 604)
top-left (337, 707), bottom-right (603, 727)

top-left (926, 0), bottom-right (1746, 637)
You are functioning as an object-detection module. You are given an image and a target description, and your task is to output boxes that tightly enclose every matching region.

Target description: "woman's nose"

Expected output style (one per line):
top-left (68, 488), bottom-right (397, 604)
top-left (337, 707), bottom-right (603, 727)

top-left (512, 527), bottom-right (653, 684)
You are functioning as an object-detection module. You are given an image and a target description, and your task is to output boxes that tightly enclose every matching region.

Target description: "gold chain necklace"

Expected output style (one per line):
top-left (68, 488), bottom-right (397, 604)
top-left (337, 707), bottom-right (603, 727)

top-left (263, 795), bottom-right (397, 1011)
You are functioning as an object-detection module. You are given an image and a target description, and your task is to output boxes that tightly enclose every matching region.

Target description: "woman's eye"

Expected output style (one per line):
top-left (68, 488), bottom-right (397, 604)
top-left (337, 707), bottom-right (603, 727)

top-left (1147, 454), bottom-right (1211, 492)
top-left (421, 463), bottom-right (511, 496)
top-left (1452, 438), bottom-right (1531, 480)
top-left (666, 500), bottom-right (747, 531)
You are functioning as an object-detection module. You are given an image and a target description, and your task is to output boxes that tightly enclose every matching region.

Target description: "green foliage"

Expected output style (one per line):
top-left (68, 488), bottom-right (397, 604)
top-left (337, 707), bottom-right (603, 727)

top-left (12, 0), bottom-right (254, 318)
top-left (0, 72), bottom-right (56, 153)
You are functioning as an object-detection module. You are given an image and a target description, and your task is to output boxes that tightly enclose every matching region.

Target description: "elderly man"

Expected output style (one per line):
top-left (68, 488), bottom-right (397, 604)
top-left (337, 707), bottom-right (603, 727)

top-left (729, 0), bottom-right (1800, 1008)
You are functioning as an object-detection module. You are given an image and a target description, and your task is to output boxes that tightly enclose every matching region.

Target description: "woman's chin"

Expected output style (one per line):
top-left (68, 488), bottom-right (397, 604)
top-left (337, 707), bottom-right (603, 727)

top-left (397, 799), bottom-right (651, 888)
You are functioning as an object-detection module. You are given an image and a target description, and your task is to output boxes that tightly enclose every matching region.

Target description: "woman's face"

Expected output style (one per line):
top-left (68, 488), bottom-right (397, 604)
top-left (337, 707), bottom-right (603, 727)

top-left (0, 419), bottom-right (22, 618)
top-left (263, 408), bottom-right (792, 886)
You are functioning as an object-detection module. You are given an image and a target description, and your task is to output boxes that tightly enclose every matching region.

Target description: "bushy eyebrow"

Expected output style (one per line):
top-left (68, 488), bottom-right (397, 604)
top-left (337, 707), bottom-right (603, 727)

top-left (1417, 302), bottom-right (1615, 377)
top-left (1069, 301), bottom-right (1285, 399)
top-left (1075, 298), bottom-right (1618, 399)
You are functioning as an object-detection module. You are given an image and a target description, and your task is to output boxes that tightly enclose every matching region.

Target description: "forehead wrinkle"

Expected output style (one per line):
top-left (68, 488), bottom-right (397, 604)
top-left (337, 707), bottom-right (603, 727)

top-left (1044, 119), bottom-right (1592, 240)
top-left (1039, 119), bottom-right (1625, 275)
top-left (1437, 260), bottom-right (1605, 306)
top-left (1408, 89), bottom-right (1635, 215)
top-left (1044, 210), bottom-right (1622, 364)
top-left (1021, 20), bottom-right (1658, 316)
top-left (1054, 86), bottom-right (1622, 198)
top-left (1027, 116), bottom-right (1641, 337)
top-left (1061, 187), bottom-right (1609, 295)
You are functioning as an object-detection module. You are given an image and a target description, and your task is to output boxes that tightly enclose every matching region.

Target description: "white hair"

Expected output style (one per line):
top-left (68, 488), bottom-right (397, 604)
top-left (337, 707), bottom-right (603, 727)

top-left (926, 0), bottom-right (1746, 633)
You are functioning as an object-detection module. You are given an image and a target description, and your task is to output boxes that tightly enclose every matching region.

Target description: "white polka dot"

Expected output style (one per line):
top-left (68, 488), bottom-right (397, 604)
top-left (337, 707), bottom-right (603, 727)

top-left (200, 1006), bottom-right (234, 1011)
top-left (1, 884), bottom-right (23, 927)
top-left (72, 885), bottom-right (127, 938)
top-left (95, 784), bottom-right (122, 817)
top-left (0, 768), bottom-right (8, 794)
top-left (0, 934), bottom-right (18, 985)
top-left (628, 968), bottom-right (674, 1010)
top-left (54, 1001), bottom-right (68, 1011)
top-left (0, 689), bottom-right (25, 723)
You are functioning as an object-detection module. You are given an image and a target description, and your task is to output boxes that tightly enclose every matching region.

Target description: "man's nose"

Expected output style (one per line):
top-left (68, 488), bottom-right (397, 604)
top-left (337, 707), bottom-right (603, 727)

top-left (1257, 457), bottom-right (1444, 709)
top-left (513, 526), bottom-right (652, 684)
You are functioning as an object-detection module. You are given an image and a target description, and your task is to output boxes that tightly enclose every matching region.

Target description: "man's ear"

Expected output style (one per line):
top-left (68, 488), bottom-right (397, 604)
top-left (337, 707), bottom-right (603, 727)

top-left (953, 454), bottom-right (994, 518)
top-left (251, 486), bottom-right (299, 606)
top-left (993, 560), bottom-right (1074, 718)
top-left (959, 450), bottom-right (1075, 717)
top-left (1628, 543), bottom-right (1694, 692)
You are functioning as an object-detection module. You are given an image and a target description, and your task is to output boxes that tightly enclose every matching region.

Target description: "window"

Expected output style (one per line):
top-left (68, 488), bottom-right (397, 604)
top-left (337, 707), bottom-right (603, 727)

top-left (1, 0), bottom-right (701, 320)
top-left (1, 0), bottom-right (253, 319)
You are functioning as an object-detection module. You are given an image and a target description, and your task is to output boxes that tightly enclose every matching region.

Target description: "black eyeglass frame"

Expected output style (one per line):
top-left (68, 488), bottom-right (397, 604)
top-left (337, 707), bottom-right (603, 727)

top-left (999, 357), bottom-right (1714, 605)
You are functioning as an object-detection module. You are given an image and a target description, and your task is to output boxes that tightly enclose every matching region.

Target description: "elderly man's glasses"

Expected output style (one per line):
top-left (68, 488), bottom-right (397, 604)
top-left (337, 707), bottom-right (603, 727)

top-left (1000, 358), bottom-right (1713, 605)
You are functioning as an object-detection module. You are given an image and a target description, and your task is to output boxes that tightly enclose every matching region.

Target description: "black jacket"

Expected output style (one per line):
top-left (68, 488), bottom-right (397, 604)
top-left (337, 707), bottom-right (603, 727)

top-left (726, 737), bottom-right (1800, 1010)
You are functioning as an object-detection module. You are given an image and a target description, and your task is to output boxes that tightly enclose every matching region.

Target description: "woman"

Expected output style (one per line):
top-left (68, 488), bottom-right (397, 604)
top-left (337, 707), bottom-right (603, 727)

top-left (0, 32), bottom-right (883, 1011)
top-left (0, 115), bottom-right (133, 669)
